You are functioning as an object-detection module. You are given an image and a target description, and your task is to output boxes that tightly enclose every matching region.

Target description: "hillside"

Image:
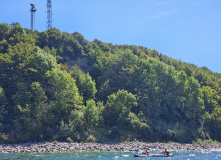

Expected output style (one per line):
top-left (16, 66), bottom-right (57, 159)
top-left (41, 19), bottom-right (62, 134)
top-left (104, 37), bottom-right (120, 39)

top-left (0, 23), bottom-right (221, 143)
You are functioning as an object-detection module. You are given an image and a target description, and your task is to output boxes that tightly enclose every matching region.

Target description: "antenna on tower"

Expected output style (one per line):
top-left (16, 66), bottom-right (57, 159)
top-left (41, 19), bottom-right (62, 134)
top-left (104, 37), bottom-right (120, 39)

top-left (30, 4), bottom-right (37, 30)
top-left (47, 0), bottom-right (52, 29)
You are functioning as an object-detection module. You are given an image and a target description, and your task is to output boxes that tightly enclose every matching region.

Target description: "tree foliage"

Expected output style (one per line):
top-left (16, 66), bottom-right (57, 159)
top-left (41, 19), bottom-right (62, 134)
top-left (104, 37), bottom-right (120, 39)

top-left (0, 23), bottom-right (221, 143)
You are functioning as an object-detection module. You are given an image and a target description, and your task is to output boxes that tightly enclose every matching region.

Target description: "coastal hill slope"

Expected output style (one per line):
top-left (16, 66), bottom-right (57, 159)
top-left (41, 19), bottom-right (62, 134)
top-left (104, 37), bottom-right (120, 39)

top-left (0, 23), bottom-right (221, 143)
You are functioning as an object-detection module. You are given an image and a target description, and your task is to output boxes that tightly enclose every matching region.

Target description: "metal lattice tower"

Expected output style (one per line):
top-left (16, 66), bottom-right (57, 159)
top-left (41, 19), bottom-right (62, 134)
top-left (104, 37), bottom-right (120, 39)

top-left (30, 4), bottom-right (37, 30)
top-left (47, 0), bottom-right (52, 29)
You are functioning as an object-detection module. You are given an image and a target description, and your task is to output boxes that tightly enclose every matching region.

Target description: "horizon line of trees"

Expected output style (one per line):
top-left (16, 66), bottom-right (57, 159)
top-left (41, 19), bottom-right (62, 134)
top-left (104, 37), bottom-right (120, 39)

top-left (0, 22), bottom-right (221, 143)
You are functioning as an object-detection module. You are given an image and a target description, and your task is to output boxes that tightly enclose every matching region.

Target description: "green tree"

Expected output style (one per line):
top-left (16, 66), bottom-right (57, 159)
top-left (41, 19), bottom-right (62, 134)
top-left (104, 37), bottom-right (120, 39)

top-left (29, 82), bottom-right (48, 119)
top-left (0, 23), bottom-right (10, 41)
top-left (184, 77), bottom-right (204, 119)
top-left (11, 82), bottom-right (48, 141)
top-left (0, 87), bottom-right (7, 116)
top-left (202, 86), bottom-right (220, 113)
top-left (71, 65), bottom-right (97, 102)
top-left (84, 99), bottom-right (101, 127)
top-left (45, 67), bottom-right (83, 125)
top-left (26, 47), bottom-right (57, 74)
top-left (103, 89), bottom-right (137, 128)
top-left (0, 23), bottom-right (11, 53)
top-left (8, 24), bottom-right (35, 46)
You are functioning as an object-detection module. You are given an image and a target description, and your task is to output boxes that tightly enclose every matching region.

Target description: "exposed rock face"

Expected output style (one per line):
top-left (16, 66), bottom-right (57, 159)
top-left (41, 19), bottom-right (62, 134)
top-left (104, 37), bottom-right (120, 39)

top-left (63, 56), bottom-right (94, 72)
top-left (0, 142), bottom-right (221, 153)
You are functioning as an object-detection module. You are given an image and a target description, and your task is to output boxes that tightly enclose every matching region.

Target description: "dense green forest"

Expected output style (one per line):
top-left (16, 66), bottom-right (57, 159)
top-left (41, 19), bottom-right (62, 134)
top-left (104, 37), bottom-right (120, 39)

top-left (0, 22), bottom-right (221, 143)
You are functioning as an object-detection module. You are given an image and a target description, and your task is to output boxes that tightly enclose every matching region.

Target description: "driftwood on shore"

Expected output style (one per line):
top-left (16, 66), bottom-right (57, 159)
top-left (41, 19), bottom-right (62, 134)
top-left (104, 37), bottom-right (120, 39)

top-left (0, 141), bottom-right (221, 153)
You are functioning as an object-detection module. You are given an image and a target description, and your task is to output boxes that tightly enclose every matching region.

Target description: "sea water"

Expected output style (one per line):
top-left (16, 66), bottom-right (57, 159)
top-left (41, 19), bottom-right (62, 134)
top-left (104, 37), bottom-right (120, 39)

top-left (0, 150), bottom-right (220, 160)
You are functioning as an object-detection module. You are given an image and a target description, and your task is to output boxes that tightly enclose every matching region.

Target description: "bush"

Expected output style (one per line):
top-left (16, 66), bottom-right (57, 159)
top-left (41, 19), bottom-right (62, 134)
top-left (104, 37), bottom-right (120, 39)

top-left (66, 137), bottom-right (73, 143)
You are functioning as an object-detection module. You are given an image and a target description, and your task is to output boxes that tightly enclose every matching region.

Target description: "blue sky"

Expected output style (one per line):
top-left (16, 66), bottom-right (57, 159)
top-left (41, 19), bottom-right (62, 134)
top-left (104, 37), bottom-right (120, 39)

top-left (1, 0), bottom-right (221, 73)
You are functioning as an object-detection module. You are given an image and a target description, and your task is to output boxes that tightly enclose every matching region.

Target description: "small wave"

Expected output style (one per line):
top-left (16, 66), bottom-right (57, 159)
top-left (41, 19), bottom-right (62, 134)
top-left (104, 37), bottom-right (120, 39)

top-left (123, 154), bottom-right (129, 157)
top-left (189, 154), bottom-right (195, 156)
top-left (35, 155), bottom-right (41, 157)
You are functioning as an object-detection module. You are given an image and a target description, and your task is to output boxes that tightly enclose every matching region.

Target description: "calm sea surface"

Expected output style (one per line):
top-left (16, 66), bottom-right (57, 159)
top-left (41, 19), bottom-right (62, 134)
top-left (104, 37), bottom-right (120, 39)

top-left (0, 150), bottom-right (220, 160)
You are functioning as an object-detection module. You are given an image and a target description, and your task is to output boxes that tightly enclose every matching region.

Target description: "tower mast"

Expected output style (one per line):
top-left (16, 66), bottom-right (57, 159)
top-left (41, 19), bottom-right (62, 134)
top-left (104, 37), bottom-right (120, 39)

top-left (30, 4), bottom-right (37, 30)
top-left (47, 0), bottom-right (52, 29)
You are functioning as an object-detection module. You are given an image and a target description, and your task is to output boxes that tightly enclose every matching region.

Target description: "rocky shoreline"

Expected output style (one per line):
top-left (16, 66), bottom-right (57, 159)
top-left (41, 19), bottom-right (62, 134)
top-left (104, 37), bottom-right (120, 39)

top-left (0, 141), bottom-right (221, 153)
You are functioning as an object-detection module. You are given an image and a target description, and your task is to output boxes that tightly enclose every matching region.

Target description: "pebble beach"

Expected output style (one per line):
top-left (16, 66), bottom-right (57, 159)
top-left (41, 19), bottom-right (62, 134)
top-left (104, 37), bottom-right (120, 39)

top-left (0, 141), bottom-right (221, 153)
